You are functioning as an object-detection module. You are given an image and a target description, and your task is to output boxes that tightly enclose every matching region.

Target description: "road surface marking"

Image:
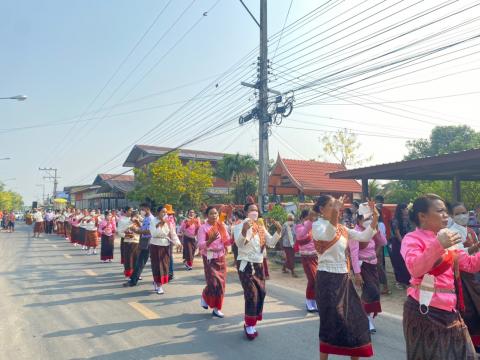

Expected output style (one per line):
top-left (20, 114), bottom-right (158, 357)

top-left (63, 254), bottom-right (72, 259)
top-left (51, 244), bottom-right (57, 248)
top-left (128, 302), bottom-right (159, 320)
top-left (83, 269), bottom-right (97, 276)
top-left (45, 239), bottom-right (50, 242)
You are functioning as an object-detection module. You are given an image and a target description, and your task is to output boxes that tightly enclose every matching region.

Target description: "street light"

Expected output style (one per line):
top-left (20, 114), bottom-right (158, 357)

top-left (0, 178), bottom-right (16, 182)
top-left (0, 95), bottom-right (27, 101)
top-left (0, 157), bottom-right (11, 161)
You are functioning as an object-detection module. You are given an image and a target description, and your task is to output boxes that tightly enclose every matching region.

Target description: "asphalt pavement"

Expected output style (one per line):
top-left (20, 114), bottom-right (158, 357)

top-left (0, 224), bottom-right (406, 360)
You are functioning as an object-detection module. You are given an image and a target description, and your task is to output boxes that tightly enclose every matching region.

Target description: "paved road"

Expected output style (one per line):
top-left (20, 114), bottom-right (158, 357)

top-left (0, 225), bottom-right (406, 360)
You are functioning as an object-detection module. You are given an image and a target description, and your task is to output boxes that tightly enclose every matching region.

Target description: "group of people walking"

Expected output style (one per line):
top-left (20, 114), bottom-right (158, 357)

top-left (26, 192), bottom-right (480, 359)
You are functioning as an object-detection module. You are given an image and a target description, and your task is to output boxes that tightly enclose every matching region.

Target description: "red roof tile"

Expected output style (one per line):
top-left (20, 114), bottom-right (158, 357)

top-left (276, 157), bottom-right (361, 193)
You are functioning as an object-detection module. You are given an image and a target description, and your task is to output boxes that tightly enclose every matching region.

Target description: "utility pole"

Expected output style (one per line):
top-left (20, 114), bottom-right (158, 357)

top-left (239, 0), bottom-right (293, 213)
top-left (39, 167), bottom-right (59, 204)
top-left (258, 0), bottom-right (269, 214)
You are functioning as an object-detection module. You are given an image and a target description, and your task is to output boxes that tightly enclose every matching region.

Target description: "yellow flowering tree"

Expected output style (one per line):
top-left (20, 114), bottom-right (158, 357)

top-left (129, 152), bottom-right (213, 209)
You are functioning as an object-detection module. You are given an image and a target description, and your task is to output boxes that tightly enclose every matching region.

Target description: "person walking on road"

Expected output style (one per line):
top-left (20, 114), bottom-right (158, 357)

top-left (148, 205), bottom-right (181, 295)
top-left (33, 209), bottom-right (44, 238)
top-left (280, 213), bottom-right (298, 277)
top-left (197, 206), bottom-right (230, 318)
top-left (98, 211), bottom-right (116, 262)
top-left (7, 211), bottom-right (15, 233)
top-left (233, 202), bottom-right (282, 340)
top-left (124, 203), bottom-right (155, 287)
top-left (312, 195), bottom-right (378, 359)
top-left (179, 209), bottom-right (201, 270)
top-left (349, 213), bottom-right (387, 334)
top-left (295, 209), bottom-right (319, 312)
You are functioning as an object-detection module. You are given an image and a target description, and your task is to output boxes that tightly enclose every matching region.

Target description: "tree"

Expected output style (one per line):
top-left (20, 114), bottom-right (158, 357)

top-left (320, 128), bottom-right (372, 167)
top-left (385, 125), bottom-right (480, 208)
top-left (129, 152), bottom-right (213, 209)
top-left (405, 125), bottom-right (480, 160)
top-left (368, 180), bottom-right (382, 199)
top-left (0, 183), bottom-right (23, 210)
top-left (216, 153), bottom-right (258, 203)
top-left (182, 160), bottom-right (214, 208)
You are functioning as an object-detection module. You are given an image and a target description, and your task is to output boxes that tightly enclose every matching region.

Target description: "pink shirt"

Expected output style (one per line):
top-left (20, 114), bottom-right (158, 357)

top-left (197, 222), bottom-right (230, 259)
top-left (98, 219), bottom-right (116, 237)
top-left (295, 220), bottom-right (316, 255)
top-left (401, 228), bottom-right (480, 312)
top-left (179, 218), bottom-right (201, 239)
top-left (349, 224), bottom-right (387, 274)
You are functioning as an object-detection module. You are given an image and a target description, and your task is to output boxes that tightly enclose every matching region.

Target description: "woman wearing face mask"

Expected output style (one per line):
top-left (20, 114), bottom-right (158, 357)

top-left (312, 195), bottom-right (379, 360)
top-left (234, 203), bottom-right (282, 340)
top-left (295, 209), bottom-right (319, 312)
top-left (449, 202), bottom-right (480, 353)
top-left (197, 206), bottom-right (230, 318)
top-left (149, 206), bottom-right (181, 295)
top-left (280, 213), bottom-right (298, 277)
top-left (390, 204), bottom-right (413, 289)
top-left (179, 209), bottom-right (201, 270)
top-left (349, 213), bottom-right (387, 334)
top-left (401, 194), bottom-right (480, 360)
top-left (98, 211), bottom-right (116, 262)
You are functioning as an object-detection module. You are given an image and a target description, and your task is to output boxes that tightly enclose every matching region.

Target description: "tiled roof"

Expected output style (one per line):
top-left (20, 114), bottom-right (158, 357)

top-left (278, 157), bottom-right (361, 193)
top-left (97, 174), bottom-right (134, 182)
top-left (123, 145), bottom-right (230, 167)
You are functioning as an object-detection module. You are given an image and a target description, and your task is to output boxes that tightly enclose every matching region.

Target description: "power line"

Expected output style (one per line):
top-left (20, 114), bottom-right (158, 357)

top-left (271, 0), bottom-right (294, 60)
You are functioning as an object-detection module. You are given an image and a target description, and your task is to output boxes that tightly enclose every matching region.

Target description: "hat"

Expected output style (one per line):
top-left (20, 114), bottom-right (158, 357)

top-left (165, 204), bottom-right (175, 215)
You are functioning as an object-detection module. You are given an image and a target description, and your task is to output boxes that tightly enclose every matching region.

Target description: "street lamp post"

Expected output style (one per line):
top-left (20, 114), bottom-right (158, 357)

top-left (0, 95), bottom-right (27, 101)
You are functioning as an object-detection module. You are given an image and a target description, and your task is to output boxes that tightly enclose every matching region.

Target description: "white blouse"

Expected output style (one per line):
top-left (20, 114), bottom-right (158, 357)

top-left (149, 219), bottom-right (180, 247)
top-left (312, 218), bottom-right (375, 274)
top-left (234, 219), bottom-right (281, 265)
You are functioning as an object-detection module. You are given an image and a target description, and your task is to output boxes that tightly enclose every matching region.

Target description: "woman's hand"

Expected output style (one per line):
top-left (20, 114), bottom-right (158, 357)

top-left (333, 195), bottom-right (345, 211)
top-left (242, 220), bottom-right (252, 237)
top-left (273, 220), bottom-right (282, 233)
top-left (354, 273), bottom-right (364, 287)
top-left (437, 229), bottom-right (462, 249)
top-left (207, 231), bottom-right (220, 245)
top-left (371, 206), bottom-right (379, 230)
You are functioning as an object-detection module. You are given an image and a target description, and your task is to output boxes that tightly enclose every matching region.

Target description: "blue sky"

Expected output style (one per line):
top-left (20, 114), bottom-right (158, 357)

top-left (1, 1), bottom-right (480, 204)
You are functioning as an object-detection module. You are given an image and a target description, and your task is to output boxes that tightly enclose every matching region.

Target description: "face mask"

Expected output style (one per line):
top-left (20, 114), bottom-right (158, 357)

top-left (140, 210), bottom-right (146, 217)
top-left (287, 220), bottom-right (294, 225)
top-left (363, 220), bottom-right (372, 229)
top-left (248, 211), bottom-right (259, 221)
top-left (453, 214), bottom-right (469, 226)
top-left (162, 214), bottom-right (169, 221)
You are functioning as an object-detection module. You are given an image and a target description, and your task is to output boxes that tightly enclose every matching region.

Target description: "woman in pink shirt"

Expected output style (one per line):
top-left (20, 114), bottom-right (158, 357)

top-left (401, 194), bottom-right (480, 360)
top-left (98, 211), bottom-right (117, 262)
top-left (197, 206), bottom-right (230, 318)
top-left (179, 209), bottom-right (201, 270)
top-left (295, 209), bottom-right (319, 312)
top-left (349, 213), bottom-right (387, 334)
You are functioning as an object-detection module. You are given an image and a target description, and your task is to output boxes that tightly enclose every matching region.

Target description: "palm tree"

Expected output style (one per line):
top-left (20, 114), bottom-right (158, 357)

top-left (216, 154), bottom-right (258, 203)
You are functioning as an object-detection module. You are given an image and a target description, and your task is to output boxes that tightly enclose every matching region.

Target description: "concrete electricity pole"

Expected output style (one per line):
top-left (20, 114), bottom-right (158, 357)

top-left (39, 167), bottom-right (59, 204)
top-left (258, 0), bottom-right (269, 214)
top-left (239, 0), bottom-right (293, 213)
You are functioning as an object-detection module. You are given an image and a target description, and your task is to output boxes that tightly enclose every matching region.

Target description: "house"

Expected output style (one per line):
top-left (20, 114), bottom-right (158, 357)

top-left (123, 145), bottom-right (233, 196)
top-left (268, 155), bottom-right (362, 202)
top-left (64, 174), bottom-right (136, 210)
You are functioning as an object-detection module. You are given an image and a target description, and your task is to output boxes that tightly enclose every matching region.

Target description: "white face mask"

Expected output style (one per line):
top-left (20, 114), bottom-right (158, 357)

top-left (453, 213), bottom-right (469, 226)
top-left (162, 214), bottom-right (169, 222)
top-left (363, 220), bottom-right (372, 229)
top-left (140, 210), bottom-right (146, 217)
top-left (287, 220), bottom-right (294, 225)
top-left (248, 211), bottom-right (259, 221)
